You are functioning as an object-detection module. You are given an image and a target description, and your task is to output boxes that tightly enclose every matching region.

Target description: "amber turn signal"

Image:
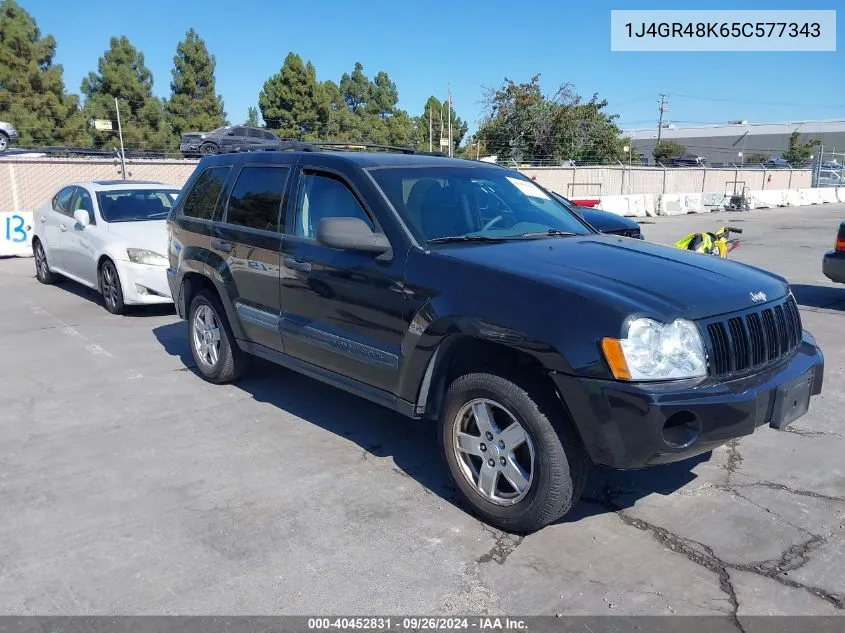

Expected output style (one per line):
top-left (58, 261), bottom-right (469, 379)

top-left (601, 337), bottom-right (632, 380)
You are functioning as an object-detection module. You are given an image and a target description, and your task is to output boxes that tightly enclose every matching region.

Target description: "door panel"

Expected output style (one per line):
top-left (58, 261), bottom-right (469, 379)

top-left (278, 170), bottom-right (409, 393)
top-left (43, 186), bottom-right (77, 269)
top-left (211, 164), bottom-right (290, 351)
top-left (62, 188), bottom-right (98, 284)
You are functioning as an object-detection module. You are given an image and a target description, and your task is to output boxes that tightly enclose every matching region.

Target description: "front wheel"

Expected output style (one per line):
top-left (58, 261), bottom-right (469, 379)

top-left (188, 290), bottom-right (250, 383)
top-left (439, 373), bottom-right (589, 533)
top-left (99, 259), bottom-right (125, 315)
top-left (199, 142), bottom-right (219, 156)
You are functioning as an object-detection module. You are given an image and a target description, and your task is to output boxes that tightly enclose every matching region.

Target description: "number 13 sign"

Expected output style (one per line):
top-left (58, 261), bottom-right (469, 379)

top-left (1, 212), bottom-right (34, 257)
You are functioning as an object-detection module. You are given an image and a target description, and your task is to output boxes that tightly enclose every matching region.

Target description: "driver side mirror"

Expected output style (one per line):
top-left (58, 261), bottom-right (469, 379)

top-left (226, 130), bottom-right (235, 136)
top-left (316, 217), bottom-right (391, 256)
top-left (73, 209), bottom-right (90, 227)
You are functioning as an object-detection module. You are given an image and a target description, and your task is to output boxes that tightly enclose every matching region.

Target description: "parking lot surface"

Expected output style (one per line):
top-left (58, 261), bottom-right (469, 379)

top-left (1, 205), bottom-right (844, 617)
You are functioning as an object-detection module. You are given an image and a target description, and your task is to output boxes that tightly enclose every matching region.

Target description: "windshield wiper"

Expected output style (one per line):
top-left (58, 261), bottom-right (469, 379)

top-left (427, 235), bottom-right (510, 244)
top-left (516, 229), bottom-right (579, 239)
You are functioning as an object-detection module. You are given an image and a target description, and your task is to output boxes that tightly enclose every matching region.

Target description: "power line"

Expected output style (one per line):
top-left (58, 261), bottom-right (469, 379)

top-left (672, 93), bottom-right (845, 108)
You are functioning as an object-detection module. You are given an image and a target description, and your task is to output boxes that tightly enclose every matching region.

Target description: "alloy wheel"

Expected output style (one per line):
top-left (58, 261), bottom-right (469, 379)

top-left (34, 243), bottom-right (48, 279)
top-left (452, 398), bottom-right (535, 506)
top-left (0, 136), bottom-right (7, 152)
top-left (192, 304), bottom-right (221, 368)
top-left (101, 263), bottom-right (120, 310)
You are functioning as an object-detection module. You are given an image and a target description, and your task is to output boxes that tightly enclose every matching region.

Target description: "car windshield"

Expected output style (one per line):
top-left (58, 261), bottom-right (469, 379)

top-left (369, 166), bottom-right (592, 243)
top-left (97, 190), bottom-right (179, 223)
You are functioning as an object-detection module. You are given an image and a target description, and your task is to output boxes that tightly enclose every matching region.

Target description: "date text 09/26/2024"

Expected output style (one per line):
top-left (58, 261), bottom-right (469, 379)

top-left (307, 617), bottom-right (527, 631)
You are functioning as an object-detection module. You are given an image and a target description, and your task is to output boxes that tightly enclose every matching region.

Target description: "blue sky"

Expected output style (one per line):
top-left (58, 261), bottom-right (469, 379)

top-left (20, 0), bottom-right (844, 134)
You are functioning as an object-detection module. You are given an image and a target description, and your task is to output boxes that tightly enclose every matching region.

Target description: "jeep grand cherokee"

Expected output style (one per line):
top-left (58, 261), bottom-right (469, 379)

top-left (165, 143), bottom-right (824, 533)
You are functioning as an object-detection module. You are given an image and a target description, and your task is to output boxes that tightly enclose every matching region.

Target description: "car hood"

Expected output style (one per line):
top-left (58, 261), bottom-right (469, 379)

top-left (576, 207), bottom-right (640, 233)
top-left (107, 220), bottom-right (168, 256)
top-left (435, 234), bottom-right (788, 321)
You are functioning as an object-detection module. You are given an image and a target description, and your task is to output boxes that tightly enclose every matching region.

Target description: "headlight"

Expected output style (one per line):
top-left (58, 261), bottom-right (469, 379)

top-left (602, 318), bottom-right (706, 381)
top-left (126, 248), bottom-right (167, 266)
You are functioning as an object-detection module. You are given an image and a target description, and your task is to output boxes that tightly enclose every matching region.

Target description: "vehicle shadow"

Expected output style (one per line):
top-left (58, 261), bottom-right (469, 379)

top-left (48, 275), bottom-right (176, 317)
top-left (791, 283), bottom-right (845, 311)
top-left (152, 320), bottom-right (708, 529)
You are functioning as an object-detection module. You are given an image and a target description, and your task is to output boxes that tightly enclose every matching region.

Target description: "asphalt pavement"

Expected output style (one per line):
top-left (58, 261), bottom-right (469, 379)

top-left (0, 204), bottom-right (843, 617)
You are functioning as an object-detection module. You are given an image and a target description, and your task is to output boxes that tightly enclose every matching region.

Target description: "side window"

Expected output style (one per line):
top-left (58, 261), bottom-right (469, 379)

top-left (181, 167), bottom-right (230, 220)
top-left (247, 128), bottom-right (264, 138)
top-left (231, 127), bottom-right (247, 138)
top-left (263, 130), bottom-right (276, 141)
top-left (294, 173), bottom-right (373, 240)
top-left (53, 187), bottom-right (76, 215)
top-left (225, 166), bottom-right (289, 232)
top-left (70, 188), bottom-right (95, 224)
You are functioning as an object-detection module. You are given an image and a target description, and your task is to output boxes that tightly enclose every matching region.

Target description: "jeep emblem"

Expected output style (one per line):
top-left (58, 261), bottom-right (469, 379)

top-left (749, 291), bottom-right (767, 303)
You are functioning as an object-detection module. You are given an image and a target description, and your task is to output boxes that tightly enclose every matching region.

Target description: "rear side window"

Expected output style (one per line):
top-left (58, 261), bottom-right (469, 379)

top-left (247, 128), bottom-right (263, 138)
top-left (232, 127), bottom-right (247, 137)
top-left (181, 167), bottom-right (230, 220)
top-left (263, 130), bottom-right (276, 141)
top-left (225, 166), bottom-right (289, 232)
top-left (53, 187), bottom-right (76, 215)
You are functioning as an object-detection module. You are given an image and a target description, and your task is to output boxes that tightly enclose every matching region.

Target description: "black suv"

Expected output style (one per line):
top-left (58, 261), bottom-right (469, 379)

top-left (166, 144), bottom-right (824, 533)
top-left (179, 126), bottom-right (279, 157)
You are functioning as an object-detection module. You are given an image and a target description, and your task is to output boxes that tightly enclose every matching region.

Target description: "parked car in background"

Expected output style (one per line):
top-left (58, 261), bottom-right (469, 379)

top-left (822, 221), bottom-right (845, 284)
top-left (550, 191), bottom-right (644, 239)
top-left (165, 143), bottom-right (823, 533)
top-left (32, 180), bottom-right (179, 314)
top-left (179, 126), bottom-right (279, 157)
top-left (0, 120), bottom-right (19, 152)
top-left (817, 169), bottom-right (843, 188)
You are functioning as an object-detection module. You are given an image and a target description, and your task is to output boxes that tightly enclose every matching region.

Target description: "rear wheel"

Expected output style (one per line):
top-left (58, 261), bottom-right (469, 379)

top-left (440, 372), bottom-right (589, 533)
top-left (99, 259), bottom-right (125, 315)
top-left (188, 289), bottom-right (250, 383)
top-left (33, 240), bottom-right (59, 284)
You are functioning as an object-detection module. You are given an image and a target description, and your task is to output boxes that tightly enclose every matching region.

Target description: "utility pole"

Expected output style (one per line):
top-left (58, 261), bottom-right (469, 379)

top-left (656, 93), bottom-right (669, 146)
top-left (428, 107), bottom-right (432, 152)
top-left (114, 97), bottom-right (127, 181)
top-left (447, 84), bottom-right (453, 158)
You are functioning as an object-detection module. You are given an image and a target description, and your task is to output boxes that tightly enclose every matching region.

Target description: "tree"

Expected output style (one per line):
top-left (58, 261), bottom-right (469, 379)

top-left (82, 36), bottom-right (171, 151)
top-left (259, 52), bottom-right (329, 139)
top-left (781, 131), bottom-right (820, 165)
top-left (165, 28), bottom-right (226, 137)
top-left (245, 106), bottom-right (260, 127)
top-left (744, 152), bottom-right (770, 164)
top-left (322, 79), bottom-right (362, 141)
top-left (476, 75), bottom-right (624, 164)
top-left (0, 0), bottom-right (87, 146)
top-left (339, 62), bottom-right (369, 113)
top-left (416, 95), bottom-right (468, 153)
top-left (652, 140), bottom-right (686, 163)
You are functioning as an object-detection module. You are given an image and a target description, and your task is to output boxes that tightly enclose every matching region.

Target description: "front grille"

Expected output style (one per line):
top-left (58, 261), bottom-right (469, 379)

top-left (702, 295), bottom-right (802, 378)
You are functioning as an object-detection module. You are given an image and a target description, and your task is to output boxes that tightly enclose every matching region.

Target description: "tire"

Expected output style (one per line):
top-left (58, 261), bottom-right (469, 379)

top-left (199, 142), bottom-right (218, 156)
top-left (99, 259), bottom-right (126, 315)
top-left (33, 239), bottom-right (59, 284)
top-left (439, 372), bottom-right (590, 533)
top-left (187, 289), bottom-right (250, 383)
top-left (0, 132), bottom-right (8, 153)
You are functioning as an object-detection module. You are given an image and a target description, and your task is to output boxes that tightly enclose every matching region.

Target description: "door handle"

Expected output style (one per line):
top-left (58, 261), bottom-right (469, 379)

top-left (211, 238), bottom-right (233, 253)
top-left (60, 225), bottom-right (67, 232)
top-left (284, 257), bottom-right (312, 273)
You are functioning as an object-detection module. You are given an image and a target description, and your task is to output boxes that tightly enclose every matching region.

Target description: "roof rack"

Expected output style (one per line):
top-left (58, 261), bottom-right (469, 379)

top-left (222, 139), bottom-right (445, 156)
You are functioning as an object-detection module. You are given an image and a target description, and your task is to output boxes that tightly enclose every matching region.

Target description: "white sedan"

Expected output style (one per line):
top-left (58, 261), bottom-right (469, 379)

top-left (32, 180), bottom-right (180, 314)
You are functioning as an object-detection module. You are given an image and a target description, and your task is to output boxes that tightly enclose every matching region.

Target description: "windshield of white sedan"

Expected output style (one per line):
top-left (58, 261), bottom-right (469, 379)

top-left (97, 190), bottom-right (179, 223)
top-left (369, 166), bottom-right (591, 242)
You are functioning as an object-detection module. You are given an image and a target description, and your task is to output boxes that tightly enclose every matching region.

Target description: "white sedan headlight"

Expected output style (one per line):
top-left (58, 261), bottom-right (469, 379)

top-left (126, 248), bottom-right (168, 266)
top-left (602, 318), bottom-right (706, 381)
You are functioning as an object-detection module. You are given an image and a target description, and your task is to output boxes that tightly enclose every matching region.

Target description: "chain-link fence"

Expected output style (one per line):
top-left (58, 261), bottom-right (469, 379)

top-left (0, 155), bottom-right (819, 213)
top-left (814, 149), bottom-right (845, 188)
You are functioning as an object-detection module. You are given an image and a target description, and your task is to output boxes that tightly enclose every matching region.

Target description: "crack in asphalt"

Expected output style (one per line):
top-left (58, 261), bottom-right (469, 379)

top-left (732, 481), bottom-right (845, 504)
top-left (784, 426), bottom-right (845, 440)
top-left (476, 525), bottom-right (524, 565)
top-left (724, 440), bottom-right (743, 481)
top-left (581, 479), bottom-right (845, 622)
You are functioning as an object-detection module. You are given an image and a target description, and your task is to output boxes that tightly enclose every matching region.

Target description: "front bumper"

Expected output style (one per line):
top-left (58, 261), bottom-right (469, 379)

top-left (3, 129), bottom-right (18, 142)
top-left (822, 250), bottom-right (845, 283)
top-left (552, 332), bottom-right (824, 469)
top-left (113, 259), bottom-right (173, 305)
